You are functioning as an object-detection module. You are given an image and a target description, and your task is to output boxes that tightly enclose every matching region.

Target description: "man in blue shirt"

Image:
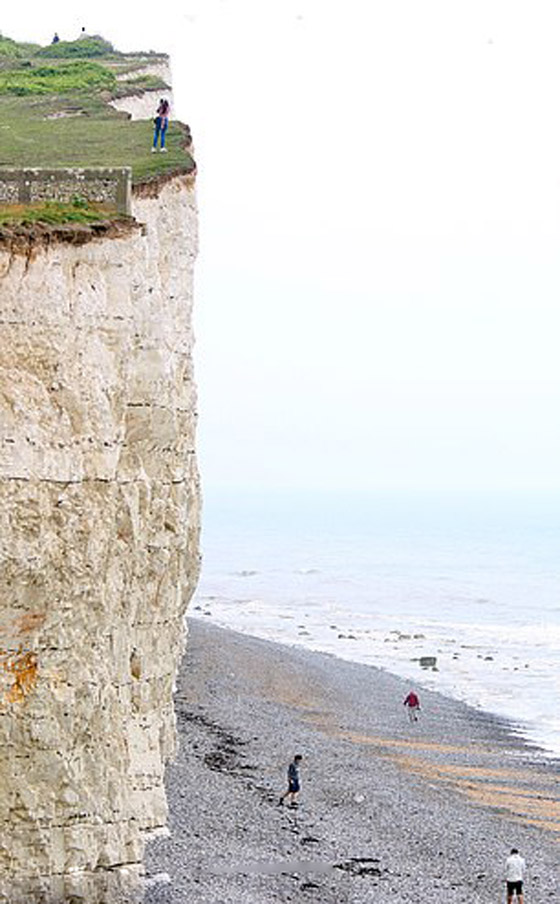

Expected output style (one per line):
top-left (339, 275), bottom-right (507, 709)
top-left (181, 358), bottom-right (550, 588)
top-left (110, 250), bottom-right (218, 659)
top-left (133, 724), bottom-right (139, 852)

top-left (278, 754), bottom-right (303, 807)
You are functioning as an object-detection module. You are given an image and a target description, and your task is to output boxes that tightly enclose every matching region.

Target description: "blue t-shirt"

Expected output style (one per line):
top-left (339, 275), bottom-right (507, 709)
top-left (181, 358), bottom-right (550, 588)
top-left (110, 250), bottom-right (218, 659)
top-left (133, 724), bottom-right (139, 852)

top-left (288, 761), bottom-right (300, 788)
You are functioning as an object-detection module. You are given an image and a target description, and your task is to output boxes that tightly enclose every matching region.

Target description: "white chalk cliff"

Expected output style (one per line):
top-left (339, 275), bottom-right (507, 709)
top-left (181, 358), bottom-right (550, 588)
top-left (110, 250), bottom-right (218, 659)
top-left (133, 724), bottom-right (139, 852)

top-left (111, 60), bottom-right (174, 122)
top-left (0, 163), bottom-right (200, 901)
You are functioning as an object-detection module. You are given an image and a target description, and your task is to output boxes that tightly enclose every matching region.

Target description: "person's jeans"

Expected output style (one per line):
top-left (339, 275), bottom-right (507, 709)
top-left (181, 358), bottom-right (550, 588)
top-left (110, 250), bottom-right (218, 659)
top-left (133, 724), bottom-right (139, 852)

top-left (153, 116), bottom-right (168, 148)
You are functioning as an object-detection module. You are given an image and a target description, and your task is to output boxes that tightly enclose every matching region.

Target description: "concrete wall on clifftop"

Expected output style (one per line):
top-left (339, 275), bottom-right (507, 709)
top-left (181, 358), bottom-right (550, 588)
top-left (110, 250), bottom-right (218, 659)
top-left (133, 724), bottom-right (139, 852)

top-left (0, 174), bottom-right (200, 903)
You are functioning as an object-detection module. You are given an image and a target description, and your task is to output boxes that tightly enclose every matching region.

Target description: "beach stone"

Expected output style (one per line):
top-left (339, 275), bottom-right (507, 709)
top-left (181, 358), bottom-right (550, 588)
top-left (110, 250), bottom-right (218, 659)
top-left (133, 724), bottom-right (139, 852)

top-left (144, 620), bottom-right (560, 904)
top-left (419, 656), bottom-right (437, 669)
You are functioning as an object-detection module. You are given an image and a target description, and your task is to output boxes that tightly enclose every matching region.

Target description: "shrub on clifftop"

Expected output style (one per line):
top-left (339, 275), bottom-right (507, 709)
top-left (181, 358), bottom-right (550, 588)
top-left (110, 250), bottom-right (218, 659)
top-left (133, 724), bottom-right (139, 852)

top-left (0, 35), bottom-right (40, 58)
top-left (37, 36), bottom-right (115, 58)
top-left (0, 60), bottom-right (116, 96)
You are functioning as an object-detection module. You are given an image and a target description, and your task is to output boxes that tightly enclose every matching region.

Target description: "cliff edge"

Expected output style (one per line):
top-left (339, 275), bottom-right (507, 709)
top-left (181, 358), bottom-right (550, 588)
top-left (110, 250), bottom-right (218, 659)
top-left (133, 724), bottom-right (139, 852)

top-left (0, 36), bottom-right (200, 904)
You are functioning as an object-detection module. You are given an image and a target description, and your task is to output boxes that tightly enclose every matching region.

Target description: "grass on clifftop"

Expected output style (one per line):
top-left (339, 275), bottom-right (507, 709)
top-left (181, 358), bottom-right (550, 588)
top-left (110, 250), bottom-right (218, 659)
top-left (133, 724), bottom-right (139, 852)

top-left (35, 36), bottom-right (115, 59)
top-left (0, 35), bottom-right (40, 59)
top-left (0, 197), bottom-right (120, 226)
top-left (0, 61), bottom-right (116, 96)
top-left (0, 34), bottom-right (194, 191)
top-left (0, 106), bottom-right (192, 182)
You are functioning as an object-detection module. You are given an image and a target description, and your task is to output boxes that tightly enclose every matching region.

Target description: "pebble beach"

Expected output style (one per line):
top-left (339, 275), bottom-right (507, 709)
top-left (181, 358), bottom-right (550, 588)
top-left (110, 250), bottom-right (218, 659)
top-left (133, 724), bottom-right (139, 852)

top-left (145, 619), bottom-right (559, 903)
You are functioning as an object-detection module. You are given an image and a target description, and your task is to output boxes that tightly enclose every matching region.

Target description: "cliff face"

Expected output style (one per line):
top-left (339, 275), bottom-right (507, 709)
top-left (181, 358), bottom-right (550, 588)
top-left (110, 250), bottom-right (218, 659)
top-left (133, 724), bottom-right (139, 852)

top-left (0, 175), bottom-right (200, 902)
top-left (111, 89), bottom-right (174, 122)
top-left (111, 60), bottom-right (174, 122)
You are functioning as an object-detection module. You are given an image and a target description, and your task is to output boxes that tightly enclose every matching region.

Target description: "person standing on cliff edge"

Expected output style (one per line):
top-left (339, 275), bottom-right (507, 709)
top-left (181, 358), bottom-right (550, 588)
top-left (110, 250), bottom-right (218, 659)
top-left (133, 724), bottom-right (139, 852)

top-left (152, 98), bottom-right (170, 153)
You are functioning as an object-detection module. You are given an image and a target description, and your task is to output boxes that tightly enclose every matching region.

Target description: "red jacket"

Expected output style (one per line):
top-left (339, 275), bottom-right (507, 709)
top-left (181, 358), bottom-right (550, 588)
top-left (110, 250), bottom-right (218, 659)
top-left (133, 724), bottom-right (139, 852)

top-left (404, 692), bottom-right (420, 707)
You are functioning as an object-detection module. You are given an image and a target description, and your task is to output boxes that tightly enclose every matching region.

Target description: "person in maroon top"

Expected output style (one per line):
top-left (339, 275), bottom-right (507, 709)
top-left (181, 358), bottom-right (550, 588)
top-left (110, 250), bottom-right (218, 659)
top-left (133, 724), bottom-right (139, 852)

top-left (403, 690), bottom-right (421, 722)
top-left (152, 98), bottom-right (170, 152)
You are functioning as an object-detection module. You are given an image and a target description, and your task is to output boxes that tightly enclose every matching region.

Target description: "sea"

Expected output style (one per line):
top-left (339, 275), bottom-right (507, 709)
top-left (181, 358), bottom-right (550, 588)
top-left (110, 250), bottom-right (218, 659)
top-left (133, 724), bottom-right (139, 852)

top-left (191, 489), bottom-right (560, 757)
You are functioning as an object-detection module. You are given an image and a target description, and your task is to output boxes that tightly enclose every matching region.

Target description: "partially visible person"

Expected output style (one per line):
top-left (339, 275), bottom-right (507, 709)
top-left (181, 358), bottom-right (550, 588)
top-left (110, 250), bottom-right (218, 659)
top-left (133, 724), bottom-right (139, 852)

top-left (152, 98), bottom-right (170, 153)
top-left (52, 33), bottom-right (60, 44)
top-left (505, 848), bottom-right (526, 904)
top-left (278, 754), bottom-right (302, 807)
top-left (403, 690), bottom-right (421, 722)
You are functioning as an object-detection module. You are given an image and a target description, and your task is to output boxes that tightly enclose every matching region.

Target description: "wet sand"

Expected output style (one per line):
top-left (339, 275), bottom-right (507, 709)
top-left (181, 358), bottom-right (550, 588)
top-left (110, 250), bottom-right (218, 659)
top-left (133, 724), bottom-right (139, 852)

top-left (145, 618), bottom-right (559, 903)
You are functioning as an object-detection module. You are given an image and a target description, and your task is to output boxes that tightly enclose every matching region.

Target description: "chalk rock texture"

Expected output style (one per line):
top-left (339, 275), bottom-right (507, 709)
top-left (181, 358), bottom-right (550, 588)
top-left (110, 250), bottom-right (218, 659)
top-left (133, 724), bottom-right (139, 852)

top-left (0, 175), bottom-right (200, 902)
top-left (111, 61), bottom-right (174, 122)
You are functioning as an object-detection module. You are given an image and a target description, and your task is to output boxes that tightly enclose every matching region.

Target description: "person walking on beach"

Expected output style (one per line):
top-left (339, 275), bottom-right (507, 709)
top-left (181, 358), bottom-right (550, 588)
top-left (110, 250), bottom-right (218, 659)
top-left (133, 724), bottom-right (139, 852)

top-left (505, 848), bottom-right (526, 903)
top-left (152, 98), bottom-right (170, 152)
top-left (403, 690), bottom-right (421, 722)
top-left (278, 754), bottom-right (302, 807)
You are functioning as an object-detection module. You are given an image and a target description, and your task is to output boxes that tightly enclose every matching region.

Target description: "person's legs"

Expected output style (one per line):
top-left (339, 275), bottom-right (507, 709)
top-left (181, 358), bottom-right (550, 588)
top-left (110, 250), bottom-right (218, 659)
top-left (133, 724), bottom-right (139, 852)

top-left (279, 785), bottom-right (292, 805)
top-left (153, 117), bottom-right (161, 148)
top-left (160, 118), bottom-right (168, 150)
top-left (280, 784), bottom-right (299, 806)
top-left (506, 881), bottom-right (517, 904)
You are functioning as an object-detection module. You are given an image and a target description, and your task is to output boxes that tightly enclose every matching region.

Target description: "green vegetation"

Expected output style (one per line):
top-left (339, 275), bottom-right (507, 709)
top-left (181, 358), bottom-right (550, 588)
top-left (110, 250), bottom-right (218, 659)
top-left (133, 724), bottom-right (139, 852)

top-left (36, 36), bottom-right (115, 59)
top-left (0, 105), bottom-right (193, 182)
top-left (0, 197), bottom-right (119, 226)
top-left (0, 34), bottom-right (194, 225)
top-left (0, 61), bottom-right (116, 96)
top-left (0, 34), bottom-right (39, 59)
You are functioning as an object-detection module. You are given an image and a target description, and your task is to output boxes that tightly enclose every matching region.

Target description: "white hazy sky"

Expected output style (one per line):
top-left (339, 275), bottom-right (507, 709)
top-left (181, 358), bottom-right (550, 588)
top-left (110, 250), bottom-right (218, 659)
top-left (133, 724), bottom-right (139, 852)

top-left (4, 2), bottom-right (560, 493)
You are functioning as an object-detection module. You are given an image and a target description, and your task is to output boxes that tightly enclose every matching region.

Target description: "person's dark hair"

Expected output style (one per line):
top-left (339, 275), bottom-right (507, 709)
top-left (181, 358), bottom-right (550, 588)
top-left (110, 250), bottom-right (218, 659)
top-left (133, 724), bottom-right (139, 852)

top-left (294, 754), bottom-right (302, 762)
top-left (510, 848), bottom-right (518, 854)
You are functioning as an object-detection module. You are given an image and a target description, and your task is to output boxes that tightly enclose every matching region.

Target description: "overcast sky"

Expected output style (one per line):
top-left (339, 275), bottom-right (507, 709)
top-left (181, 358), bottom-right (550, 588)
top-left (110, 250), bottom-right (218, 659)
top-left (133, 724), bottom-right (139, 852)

top-left (4, 2), bottom-right (560, 493)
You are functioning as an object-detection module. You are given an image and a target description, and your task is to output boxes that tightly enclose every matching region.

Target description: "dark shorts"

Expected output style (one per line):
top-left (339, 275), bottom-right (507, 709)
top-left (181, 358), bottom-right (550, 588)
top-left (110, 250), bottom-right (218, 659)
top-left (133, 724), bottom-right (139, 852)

top-left (507, 881), bottom-right (523, 895)
top-left (288, 780), bottom-right (300, 793)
